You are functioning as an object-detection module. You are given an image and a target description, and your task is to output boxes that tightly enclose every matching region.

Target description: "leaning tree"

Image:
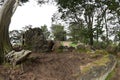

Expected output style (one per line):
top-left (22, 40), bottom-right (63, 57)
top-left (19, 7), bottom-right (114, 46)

top-left (0, 0), bottom-right (52, 64)
top-left (0, 0), bottom-right (31, 63)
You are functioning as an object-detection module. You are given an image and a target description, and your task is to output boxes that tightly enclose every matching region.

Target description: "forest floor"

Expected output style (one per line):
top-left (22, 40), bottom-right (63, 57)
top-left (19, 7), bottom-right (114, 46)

top-left (0, 51), bottom-right (119, 80)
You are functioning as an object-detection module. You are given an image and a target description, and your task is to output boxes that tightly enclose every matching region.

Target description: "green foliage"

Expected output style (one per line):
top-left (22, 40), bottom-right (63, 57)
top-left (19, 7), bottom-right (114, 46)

top-left (69, 43), bottom-right (77, 48)
top-left (24, 27), bottom-right (48, 52)
top-left (68, 23), bottom-right (89, 43)
top-left (76, 44), bottom-right (90, 53)
top-left (93, 41), bottom-right (108, 49)
top-left (55, 0), bottom-right (120, 46)
top-left (94, 50), bottom-right (108, 55)
top-left (41, 25), bottom-right (50, 39)
top-left (51, 24), bottom-right (66, 41)
top-left (105, 70), bottom-right (115, 80)
top-left (106, 45), bottom-right (118, 55)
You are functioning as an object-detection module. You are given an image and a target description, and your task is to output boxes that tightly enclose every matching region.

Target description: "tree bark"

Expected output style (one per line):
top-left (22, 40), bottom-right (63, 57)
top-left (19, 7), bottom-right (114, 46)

top-left (105, 12), bottom-right (109, 45)
top-left (0, 0), bottom-right (16, 63)
top-left (88, 15), bottom-right (94, 46)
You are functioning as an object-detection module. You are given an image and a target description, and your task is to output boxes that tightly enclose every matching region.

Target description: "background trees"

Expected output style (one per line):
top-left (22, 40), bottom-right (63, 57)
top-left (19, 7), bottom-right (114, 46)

top-left (68, 22), bottom-right (89, 43)
top-left (53, 0), bottom-right (120, 46)
top-left (51, 24), bottom-right (66, 41)
top-left (41, 25), bottom-right (50, 40)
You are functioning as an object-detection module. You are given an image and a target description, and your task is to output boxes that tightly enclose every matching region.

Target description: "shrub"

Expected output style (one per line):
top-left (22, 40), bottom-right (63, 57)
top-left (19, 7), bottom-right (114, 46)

top-left (93, 41), bottom-right (107, 50)
top-left (76, 44), bottom-right (91, 53)
top-left (106, 45), bottom-right (118, 55)
top-left (94, 50), bottom-right (109, 55)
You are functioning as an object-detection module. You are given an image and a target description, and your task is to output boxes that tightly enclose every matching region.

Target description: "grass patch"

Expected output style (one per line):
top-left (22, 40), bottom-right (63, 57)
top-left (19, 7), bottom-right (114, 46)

top-left (105, 69), bottom-right (115, 80)
top-left (81, 55), bottom-right (110, 74)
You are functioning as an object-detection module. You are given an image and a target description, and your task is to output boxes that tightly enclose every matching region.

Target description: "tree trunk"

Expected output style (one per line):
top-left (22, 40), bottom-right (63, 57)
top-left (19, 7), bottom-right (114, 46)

top-left (89, 25), bottom-right (93, 45)
top-left (105, 13), bottom-right (109, 45)
top-left (0, 0), bottom-right (16, 63)
top-left (88, 15), bottom-right (94, 46)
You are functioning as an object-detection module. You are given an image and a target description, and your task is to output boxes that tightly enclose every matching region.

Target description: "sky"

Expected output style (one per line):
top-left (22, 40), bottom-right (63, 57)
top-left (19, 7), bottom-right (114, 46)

top-left (9, 0), bottom-right (57, 31)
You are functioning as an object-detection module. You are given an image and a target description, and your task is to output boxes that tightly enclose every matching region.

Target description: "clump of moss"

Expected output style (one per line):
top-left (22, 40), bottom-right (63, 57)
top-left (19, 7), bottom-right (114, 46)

top-left (76, 44), bottom-right (91, 53)
top-left (94, 55), bottom-right (110, 65)
top-left (94, 50), bottom-right (109, 55)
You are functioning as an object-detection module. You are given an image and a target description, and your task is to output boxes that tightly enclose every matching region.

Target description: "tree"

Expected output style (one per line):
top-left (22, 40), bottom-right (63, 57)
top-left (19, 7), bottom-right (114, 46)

top-left (68, 22), bottom-right (89, 43)
top-left (0, 0), bottom-right (19, 63)
top-left (54, 0), bottom-right (120, 46)
top-left (55, 0), bottom-right (100, 45)
top-left (41, 25), bottom-right (50, 40)
top-left (51, 24), bottom-right (66, 41)
top-left (0, 0), bottom-right (36, 63)
top-left (0, 0), bottom-right (48, 63)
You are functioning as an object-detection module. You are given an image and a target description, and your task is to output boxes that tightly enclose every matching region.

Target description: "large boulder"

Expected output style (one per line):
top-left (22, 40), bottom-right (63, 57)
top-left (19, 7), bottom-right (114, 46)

top-left (24, 28), bottom-right (52, 53)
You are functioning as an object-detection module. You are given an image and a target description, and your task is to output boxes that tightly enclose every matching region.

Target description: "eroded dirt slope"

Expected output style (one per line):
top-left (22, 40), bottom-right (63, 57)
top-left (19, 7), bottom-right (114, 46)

top-left (0, 52), bottom-right (102, 80)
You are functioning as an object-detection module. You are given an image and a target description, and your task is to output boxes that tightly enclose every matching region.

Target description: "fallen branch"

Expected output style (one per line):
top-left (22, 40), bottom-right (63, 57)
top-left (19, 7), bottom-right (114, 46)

top-left (5, 50), bottom-right (32, 66)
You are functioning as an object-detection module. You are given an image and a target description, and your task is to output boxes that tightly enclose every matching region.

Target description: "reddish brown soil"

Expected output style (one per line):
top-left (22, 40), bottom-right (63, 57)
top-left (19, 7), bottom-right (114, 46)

top-left (0, 52), bottom-right (102, 80)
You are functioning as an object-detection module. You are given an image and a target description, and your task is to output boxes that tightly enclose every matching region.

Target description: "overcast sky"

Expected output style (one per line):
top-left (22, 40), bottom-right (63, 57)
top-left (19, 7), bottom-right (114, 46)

top-left (9, 0), bottom-right (57, 31)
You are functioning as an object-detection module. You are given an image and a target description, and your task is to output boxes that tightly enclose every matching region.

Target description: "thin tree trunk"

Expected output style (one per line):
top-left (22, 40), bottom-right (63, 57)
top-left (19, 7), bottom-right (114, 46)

top-left (88, 15), bottom-right (94, 46)
top-left (96, 28), bottom-right (99, 43)
top-left (0, 0), bottom-right (16, 63)
top-left (105, 13), bottom-right (109, 45)
top-left (89, 25), bottom-right (93, 45)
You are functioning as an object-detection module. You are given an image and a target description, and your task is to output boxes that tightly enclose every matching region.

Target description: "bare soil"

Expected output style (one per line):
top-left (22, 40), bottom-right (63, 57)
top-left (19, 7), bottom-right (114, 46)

top-left (0, 52), bottom-right (102, 80)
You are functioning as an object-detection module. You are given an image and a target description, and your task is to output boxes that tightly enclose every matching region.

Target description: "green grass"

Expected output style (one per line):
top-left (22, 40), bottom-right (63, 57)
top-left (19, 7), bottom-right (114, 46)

top-left (69, 43), bottom-right (77, 48)
top-left (105, 69), bottom-right (115, 80)
top-left (81, 55), bottom-right (110, 74)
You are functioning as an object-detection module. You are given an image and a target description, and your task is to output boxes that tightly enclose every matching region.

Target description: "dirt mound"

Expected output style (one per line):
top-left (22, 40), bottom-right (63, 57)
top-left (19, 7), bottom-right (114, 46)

top-left (0, 52), bottom-right (102, 80)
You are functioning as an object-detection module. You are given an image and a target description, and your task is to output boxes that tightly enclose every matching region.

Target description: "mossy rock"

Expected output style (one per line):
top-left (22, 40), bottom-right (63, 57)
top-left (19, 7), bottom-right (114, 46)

top-left (78, 54), bottom-right (117, 80)
top-left (80, 55), bottom-right (110, 74)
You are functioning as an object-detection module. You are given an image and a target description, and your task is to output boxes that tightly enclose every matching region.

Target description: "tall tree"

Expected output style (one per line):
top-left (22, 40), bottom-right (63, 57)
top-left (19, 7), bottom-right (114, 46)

top-left (51, 24), bottom-right (66, 41)
top-left (0, 0), bottom-right (33, 63)
top-left (55, 0), bottom-right (100, 45)
top-left (68, 22), bottom-right (89, 43)
top-left (0, 0), bottom-right (48, 63)
top-left (41, 25), bottom-right (50, 40)
top-left (0, 0), bottom-right (19, 63)
top-left (54, 0), bottom-right (120, 45)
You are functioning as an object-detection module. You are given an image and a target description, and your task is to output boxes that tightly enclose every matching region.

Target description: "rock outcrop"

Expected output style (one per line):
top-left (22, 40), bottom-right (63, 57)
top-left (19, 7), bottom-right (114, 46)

top-left (78, 55), bottom-right (117, 80)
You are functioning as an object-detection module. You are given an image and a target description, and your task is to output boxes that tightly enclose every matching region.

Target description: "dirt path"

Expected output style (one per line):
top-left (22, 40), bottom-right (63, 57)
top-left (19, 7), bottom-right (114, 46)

top-left (0, 52), bottom-right (103, 80)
